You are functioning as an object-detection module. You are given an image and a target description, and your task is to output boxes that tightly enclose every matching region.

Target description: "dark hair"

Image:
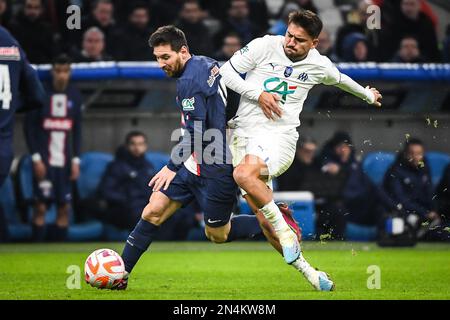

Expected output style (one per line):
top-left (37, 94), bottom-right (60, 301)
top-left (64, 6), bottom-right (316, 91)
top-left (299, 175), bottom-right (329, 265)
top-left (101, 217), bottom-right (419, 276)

top-left (148, 25), bottom-right (188, 52)
top-left (52, 54), bottom-right (72, 66)
top-left (404, 137), bottom-right (423, 151)
top-left (288, 10), bottom-right (323, 39)
top-left (297, 136), bottom-right (316, 149)
top-left (125, 131), bottom-right (147, 145)
top-left (92, 0), bottom-right (112, 11)
top-left (130, 1), bottom-right (149, 14)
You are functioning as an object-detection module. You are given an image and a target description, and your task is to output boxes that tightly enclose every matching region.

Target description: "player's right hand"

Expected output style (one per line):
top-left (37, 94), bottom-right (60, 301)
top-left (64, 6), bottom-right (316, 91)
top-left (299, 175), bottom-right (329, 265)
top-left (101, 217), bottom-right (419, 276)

top-left (258, 92), bottom-right (283, 120)
top-left (33, 160), bottom-right (47, 181)
top-left (149, 165), bottom-right (176, 192)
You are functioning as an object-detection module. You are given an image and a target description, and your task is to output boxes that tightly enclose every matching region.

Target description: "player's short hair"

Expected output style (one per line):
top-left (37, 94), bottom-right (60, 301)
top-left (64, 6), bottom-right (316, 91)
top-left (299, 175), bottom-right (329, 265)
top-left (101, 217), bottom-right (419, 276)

top-left (52, 54), bottom-right (72, 66)
top-left (288, 10), bottom-right (323, 39)
top-left (125, 131), bottom-right (147, 145)
top-left (148, 25), bottom-right (188, 52)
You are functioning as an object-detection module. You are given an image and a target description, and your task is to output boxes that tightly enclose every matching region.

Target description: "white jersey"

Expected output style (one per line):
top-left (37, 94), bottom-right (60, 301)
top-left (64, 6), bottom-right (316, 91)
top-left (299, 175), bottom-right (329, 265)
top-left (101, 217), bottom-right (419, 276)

top-left (221, 35), bottom-right (373, 137)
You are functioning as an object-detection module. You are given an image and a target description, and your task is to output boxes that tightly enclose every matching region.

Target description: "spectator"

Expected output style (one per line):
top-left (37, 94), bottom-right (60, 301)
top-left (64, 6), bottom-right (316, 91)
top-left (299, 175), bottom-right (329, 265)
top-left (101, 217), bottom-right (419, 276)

top-left (0, 0), bottom-right (11, 28)
top-left (73, 27), bottom-right (113, 62)
top-left (335, 0), bottom-right (381, 61)
top-left (115, 3), bottom-right (154, 61)
top-left (383, 138), bottom-right (448, 241)
top-left (24, 55), bottom-right (83, 242)
top-left (318, 132), bottom-right (383, 239)
top-left (277, 136), bottom-right (319, 191)
top-left (391, 36), bottom-right (425, 63)
top-left (289, 0), bottom-right (318, 13)
top-left (435, 164), bottom-right (450, 226)
top-left (268, 2), bottom-right (300, 36)
top-left (213, 32), bottom-right (242, 61)
top-left (317, 29), bottom-right (339, 62)
top-left (9, 0), bottom-right (56, 64)
top-left (214, 0), bottom-right (265, 49)
top-left (175, 0), bottom-right (212, 56)
top-left (69, 0), bottom-right (120, 59)
top-left (341, 32), bottom-right (370, 62)
top-left (380, 0), bottom-right (440, 62)
top-left (98, 131), bottom-right (156, 230)
top-left (442, 25), bottom-right (450, 63)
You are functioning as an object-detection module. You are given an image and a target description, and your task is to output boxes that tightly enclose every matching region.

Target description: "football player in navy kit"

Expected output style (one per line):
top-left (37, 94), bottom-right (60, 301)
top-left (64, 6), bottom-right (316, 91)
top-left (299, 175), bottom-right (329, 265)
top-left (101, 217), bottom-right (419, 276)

top-left (24, 54), bottom-right (83, 241)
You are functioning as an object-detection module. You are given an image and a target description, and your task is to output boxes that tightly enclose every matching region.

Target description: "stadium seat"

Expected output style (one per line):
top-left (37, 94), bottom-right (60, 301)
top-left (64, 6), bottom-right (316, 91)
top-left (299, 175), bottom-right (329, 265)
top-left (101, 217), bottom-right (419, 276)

top-left (425, 152), bottom-right (450, 186)
top-left (345, 222), bottom-right (377, 241)
top-left (145, 151), bottom-right (170, 171)
top-left (0, 176), bottom-right (32, 241)
top-left (102, 224), bottom-right (129, 241)
top-left (362, 152), bottom-right (396, 186)
top-left (77, 152), bottom-right (114, 199)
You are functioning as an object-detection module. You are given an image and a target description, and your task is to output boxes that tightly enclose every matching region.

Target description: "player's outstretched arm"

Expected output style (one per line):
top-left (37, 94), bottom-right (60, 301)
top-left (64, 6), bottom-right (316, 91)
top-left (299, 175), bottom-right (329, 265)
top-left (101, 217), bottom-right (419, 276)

top-left (334, 73), bottom-right (382, 107)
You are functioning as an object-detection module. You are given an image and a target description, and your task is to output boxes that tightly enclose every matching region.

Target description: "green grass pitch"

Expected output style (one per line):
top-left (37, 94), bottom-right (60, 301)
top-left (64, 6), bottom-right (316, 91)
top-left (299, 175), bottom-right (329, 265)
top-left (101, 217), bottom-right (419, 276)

top-left (0, 241), bottom-right (449, 300)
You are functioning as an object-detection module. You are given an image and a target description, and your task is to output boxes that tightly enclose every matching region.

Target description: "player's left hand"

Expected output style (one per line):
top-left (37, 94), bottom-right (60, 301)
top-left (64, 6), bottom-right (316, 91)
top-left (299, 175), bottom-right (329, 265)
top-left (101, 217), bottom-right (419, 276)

top-left (70, 163), bottom-right (80, 181)
top-left (149, 165), bottom-right (176, 192)
top-left (366, 86), bottom-right (382, 107)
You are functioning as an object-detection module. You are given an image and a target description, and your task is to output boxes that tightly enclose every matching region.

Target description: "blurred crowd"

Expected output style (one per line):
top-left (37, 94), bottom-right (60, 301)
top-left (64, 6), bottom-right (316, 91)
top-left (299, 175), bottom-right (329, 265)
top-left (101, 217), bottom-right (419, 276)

top-left (278, 132), bottom-right (450, 242)
top-left (1, 0), bottom-right (450, 64)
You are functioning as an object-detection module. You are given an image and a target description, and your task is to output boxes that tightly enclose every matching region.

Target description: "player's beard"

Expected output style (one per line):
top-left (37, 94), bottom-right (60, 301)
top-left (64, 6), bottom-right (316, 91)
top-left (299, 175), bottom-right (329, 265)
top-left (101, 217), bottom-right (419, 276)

top-left (163, 57), bottom-right (183, 78)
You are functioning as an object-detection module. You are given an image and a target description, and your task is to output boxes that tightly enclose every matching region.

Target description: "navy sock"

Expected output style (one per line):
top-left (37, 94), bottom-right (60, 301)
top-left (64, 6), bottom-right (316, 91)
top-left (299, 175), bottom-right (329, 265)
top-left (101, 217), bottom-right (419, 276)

top-left (226, 215), bottom-right (262, 242)
top-left (32, 224), bottom-right (46, 242)
top-left (122, 218), bottom-right (159, 273)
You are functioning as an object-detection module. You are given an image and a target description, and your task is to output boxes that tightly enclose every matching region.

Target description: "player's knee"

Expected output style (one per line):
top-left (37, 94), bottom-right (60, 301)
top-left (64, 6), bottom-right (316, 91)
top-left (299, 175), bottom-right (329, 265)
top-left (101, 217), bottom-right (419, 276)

top-left (141, 203), bottom-right (165, 225)
top-left (233, 165), bottom-right (256, 186)
top-left (205, 229), bottom-right (228, 243)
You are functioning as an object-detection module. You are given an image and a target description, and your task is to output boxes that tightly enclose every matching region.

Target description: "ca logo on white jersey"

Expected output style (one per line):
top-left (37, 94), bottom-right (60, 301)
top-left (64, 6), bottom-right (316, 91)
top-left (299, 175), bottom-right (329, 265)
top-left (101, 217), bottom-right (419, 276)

top-left (182, 97), bottom-right (195, 111)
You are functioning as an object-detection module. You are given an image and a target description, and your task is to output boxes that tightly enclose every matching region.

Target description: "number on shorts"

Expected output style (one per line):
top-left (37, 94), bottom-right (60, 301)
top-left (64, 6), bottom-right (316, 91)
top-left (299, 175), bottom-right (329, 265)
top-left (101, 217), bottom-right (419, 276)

top-left (0, 65), bottom-right (12, 110)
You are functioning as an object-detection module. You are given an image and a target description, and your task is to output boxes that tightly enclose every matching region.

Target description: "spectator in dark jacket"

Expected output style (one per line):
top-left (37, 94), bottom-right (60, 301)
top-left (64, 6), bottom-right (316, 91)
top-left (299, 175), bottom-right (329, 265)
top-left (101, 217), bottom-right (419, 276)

top-left (115, 3), bottom-right (154, 61)
top-left (98, 131), bottom-right (156, 230)
top-left (0, 0), bottom-right (11, 29)
top-left (390, 36), bottom-right (426, 63)
top-left (175, 0), bottom-right (213, 56)
top-left (277, 136), bottom-right (320, 191)
top-left (341, 32), bottom-right (370, 62)
top-left (383, 138), bottom-right (448, 241)
top-left (380, 0), bottom-right (440, 62)
top-left (9, 0), bottom-right (56, 63)
top-left (318, 131), bottom-right (383, 239)
top-left (435, 163), bottom-right (450, 225)
top-left (213, 32), bottom-right (242, 61)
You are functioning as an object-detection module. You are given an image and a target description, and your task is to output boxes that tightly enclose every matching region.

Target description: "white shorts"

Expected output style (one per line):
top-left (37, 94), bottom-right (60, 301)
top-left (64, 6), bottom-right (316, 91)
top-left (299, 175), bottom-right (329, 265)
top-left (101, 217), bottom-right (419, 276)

top-left (229, 131), bottom-right (298, 195)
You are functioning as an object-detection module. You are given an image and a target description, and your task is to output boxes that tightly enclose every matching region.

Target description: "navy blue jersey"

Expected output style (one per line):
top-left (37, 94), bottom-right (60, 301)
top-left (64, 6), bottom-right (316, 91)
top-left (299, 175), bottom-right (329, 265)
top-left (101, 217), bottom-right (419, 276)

top-left (24, 82), bottom-right (83, 167)
top-left (0, 26), bottom-right (45, 135)
top-left (167, 56), bottom-right (232, 178)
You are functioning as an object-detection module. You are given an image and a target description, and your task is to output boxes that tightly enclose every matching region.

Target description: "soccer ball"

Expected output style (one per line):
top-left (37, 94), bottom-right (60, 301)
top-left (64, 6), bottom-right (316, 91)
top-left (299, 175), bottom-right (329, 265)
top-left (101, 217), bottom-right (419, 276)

top-left (84, 248), bottom-right (125, 289)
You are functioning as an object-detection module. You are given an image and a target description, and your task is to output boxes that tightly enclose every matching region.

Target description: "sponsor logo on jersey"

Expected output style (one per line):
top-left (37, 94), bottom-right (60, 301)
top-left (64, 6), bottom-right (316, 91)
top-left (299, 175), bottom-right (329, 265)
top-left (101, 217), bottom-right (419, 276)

top-left (297, 72), bottom-right (309, 82)
top-left (239, 45), bottom-right (249, 54)
top-left (207, 65), bottom-right (220, 87)
top-left (43, 118), bottom-right (73, 131)
top-left (0, 46), bottom-right (20, 61)
top-left (182, 97), bottom-right (195, 111)
top-left (263, 77), bottom-right (297, 104)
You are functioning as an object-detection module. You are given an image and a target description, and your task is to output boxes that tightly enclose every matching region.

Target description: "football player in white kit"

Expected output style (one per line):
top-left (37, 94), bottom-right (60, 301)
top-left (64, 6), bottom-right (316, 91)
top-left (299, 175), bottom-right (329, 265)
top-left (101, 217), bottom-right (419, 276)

top-left (220, 10), bottom-right (382, 291)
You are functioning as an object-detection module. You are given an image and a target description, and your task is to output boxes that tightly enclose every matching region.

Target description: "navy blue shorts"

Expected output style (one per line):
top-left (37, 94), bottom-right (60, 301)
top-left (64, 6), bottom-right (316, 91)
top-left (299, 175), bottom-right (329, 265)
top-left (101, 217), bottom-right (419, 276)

top-left (0, 135), bottom-right (13, 187)
top-left (161, 166), bottom-right (238, 228)
top-left (33, 166), bottom-right (72, 205)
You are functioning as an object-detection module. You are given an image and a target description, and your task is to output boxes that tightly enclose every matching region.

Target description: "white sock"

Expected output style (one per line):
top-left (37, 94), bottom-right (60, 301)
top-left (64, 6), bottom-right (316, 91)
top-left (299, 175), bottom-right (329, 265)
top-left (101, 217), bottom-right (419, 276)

top-left (259, 200), bottom-right (291, 235)
top-left (292, 254), bottom-right (314, 274)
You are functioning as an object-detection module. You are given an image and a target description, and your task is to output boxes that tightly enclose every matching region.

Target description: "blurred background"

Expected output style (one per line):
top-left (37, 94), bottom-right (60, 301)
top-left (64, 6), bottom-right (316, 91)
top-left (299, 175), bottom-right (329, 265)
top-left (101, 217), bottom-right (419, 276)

top-left (0, 0), bottom-right (449, 244)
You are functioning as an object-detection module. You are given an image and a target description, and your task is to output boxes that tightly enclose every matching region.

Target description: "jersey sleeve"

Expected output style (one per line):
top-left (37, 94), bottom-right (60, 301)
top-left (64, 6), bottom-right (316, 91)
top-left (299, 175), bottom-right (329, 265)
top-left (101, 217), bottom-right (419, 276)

top-left (18, 48), bottom-right (46, 111)
top-left (320, 56), bottom-right (341, 86)
top-left (167, 79), bottom-right (207, 172)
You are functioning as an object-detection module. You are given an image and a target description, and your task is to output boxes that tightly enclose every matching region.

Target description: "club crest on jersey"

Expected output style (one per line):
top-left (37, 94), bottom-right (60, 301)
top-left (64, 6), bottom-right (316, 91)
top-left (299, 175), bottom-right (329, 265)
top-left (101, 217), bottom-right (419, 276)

top-left (298, 72), bottom-right (309, 82)
top-left (182, 97), bottom-right (195, 111)
top-left (207, 65), bottom-right (220, 87)
top-left (284, 66), bottom-right (293, 78)
top-left (263, 77), bottom-right (297, 104)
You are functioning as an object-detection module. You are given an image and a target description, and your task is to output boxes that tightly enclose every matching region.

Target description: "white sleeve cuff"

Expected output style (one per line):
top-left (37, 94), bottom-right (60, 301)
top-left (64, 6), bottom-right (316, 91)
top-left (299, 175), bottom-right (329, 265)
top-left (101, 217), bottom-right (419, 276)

top-left (72, 157), bottom-right (81, 164)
